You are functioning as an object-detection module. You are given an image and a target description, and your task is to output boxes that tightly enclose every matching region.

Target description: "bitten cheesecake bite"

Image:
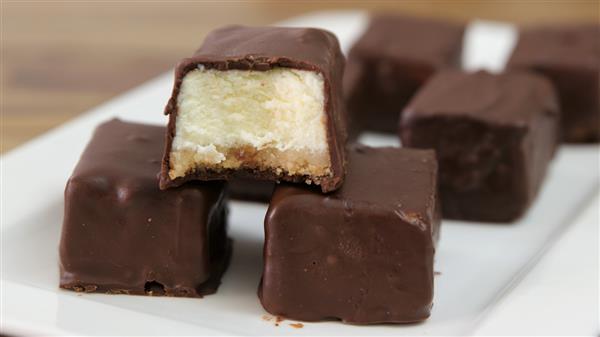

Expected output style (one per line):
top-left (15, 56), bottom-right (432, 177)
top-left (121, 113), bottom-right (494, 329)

top-left (400, 70), bottom-right (559, 222)
top-left (59, 120), bottom-right (231, 297)
top-left (507, 24), bottom-right (600, 142)
top-left (161, 26), bottom-right (347, 192)
top-left (259, 146), bottom-right (440, 324)
top-left (345, 14), bottom-right (464, 134)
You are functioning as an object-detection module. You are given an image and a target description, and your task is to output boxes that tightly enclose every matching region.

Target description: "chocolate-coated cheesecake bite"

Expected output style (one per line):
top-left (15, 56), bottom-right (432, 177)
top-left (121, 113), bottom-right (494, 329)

top-left (400, 70), bottom-right (559, 222)
top-left (507, 24), bottom-right (600, 142)
top-left (260, 146), bottom-right (440, 324)
top-left (59, 119), bottom-right (231, 297)
top-left (345, 15), bottom-right (464, 134)
top-left (161, 25), bottom-right (347, 193)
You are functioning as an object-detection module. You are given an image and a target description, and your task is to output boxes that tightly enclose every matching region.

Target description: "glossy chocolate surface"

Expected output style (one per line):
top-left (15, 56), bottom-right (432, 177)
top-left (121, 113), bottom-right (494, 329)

top-left (161, 25), bottom-right (347, 192)
top-left (345, 15), bottom-right (464, 134)
top-left (260, 146), bottom-right (440, 324)
top-left (229, 178), bottom-right (274, 203)
top-left (400, 70), bottom-right (559, 222)
top-left (59, 119), bottom-right (230, 297)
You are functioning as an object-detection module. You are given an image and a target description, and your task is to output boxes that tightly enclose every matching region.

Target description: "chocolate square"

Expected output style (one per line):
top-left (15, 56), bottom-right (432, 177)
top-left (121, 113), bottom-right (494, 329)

top-left (345, 15), bottom-right (464, 134)
top-left (259, 146), bottom-right (440, 324)
top-left (59, 119), bottom-right (230, 297)
top-left (400, 70), bottom-right (559, 222)
top-left (508, 24), bottom-right (599, 142)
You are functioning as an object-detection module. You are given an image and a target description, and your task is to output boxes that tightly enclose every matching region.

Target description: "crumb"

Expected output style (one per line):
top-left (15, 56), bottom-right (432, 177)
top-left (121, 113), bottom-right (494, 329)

top-left (262, 315), bottom-right (272, 321)
top-left (72, 284), bottom-right (97, 293)
top-left (289, 323), bottom-right (304, 329)
top-left (394, 209), bottom-right (427, 231)
top-left (276, 316), bottom-right (283, 323)
top-left (434, 271), bottom-right (442, 275)
top-left (84, 285), bottom-right (98, 292)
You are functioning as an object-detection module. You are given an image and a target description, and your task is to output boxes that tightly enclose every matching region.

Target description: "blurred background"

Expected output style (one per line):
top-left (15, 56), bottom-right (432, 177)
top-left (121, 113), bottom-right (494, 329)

top-left (2, 0), bottom-right (598, 153)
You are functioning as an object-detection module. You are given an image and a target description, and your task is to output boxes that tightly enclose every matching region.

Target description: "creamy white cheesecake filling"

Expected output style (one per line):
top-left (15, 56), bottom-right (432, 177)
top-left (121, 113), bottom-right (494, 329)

top-left (169, 66), bottom-right (332, 182)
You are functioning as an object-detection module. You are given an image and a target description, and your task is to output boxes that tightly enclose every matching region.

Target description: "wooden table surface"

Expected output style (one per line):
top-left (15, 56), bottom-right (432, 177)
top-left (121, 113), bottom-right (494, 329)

top-left (2, 1), bottom-right (598, 154)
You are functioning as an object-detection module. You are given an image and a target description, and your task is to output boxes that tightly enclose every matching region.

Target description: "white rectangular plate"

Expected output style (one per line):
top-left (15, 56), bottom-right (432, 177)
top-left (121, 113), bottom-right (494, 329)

top-left (2, 10), bottom-right (599, 336)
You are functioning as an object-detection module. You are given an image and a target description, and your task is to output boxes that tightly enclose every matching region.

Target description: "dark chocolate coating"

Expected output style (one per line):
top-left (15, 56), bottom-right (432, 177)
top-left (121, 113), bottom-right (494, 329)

top-left (507, 24), bottom-right (600, 142)
top-left (59, 119), bottom-right (231, 297)
top-left (229, 178), bottom-right (274, 203)
top-left (260, 146), bottom-right (440, 324)
top-left (161, 25), bottom-right (347, 193)
top-left (400, 70), bottom-right (559, 222)
top-left (345, 14), bottom-right (464, 134)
